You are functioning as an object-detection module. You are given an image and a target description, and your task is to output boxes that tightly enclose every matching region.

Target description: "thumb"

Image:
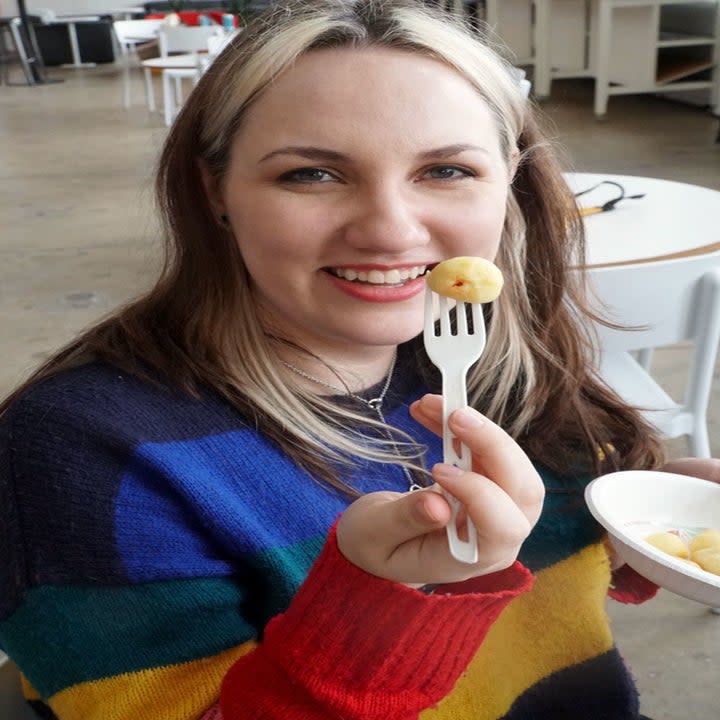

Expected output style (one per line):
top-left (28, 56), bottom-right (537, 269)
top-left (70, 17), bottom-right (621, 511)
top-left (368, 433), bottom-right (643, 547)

top-left (380, 487), bottom-right (451, 546)
top-left (337, 488), bottom-right (450, 569)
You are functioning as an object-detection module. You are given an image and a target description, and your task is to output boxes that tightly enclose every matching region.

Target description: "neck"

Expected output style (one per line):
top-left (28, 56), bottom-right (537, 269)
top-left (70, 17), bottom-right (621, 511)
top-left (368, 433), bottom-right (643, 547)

top-left (280, 346), bottom-right (398, 395)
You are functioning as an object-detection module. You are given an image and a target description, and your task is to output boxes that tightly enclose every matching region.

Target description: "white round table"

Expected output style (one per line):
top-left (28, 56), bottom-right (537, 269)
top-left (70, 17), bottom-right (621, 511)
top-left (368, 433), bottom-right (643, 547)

top-left (566, 173), bottom-right (720, 268)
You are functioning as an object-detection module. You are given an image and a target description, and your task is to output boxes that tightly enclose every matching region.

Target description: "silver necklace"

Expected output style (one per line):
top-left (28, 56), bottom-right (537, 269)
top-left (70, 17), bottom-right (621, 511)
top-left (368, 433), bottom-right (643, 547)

top-left (281, 351), bottom-right (397, 418)
top-left (280, 351), bottom-right (423, 492)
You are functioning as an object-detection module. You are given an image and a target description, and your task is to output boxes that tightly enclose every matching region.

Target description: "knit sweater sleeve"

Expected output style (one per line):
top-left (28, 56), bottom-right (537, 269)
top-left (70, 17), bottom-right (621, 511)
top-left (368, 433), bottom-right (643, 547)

top-left (608, 563), bottom-right (659, 604)
top-left (221, 524), bottom-right (532, 720)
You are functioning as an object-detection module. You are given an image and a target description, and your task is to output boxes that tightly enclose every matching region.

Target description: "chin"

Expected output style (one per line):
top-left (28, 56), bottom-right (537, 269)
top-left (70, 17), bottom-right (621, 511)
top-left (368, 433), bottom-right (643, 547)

top-left (349, 325), bottom-right (423, 349)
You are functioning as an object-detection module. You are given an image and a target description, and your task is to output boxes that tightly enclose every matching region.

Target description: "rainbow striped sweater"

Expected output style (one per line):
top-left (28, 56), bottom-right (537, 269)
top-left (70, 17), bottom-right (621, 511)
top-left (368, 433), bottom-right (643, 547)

top-left (0, 360), bottom-right (655, 720)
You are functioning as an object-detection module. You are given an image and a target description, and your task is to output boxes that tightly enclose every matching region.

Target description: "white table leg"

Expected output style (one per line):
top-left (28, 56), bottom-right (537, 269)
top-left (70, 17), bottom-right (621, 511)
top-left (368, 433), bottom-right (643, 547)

top-left (532, 0), bottom-right (551, 99)
top-left (174, 75), bottom-right (183, 105)
top-left (162, 70), bottom-right (174, 126)
top-left (593, 0), bottom-right (612, 118)
top-left (143, 67), bottom-right (156, 112)
top-left (122, 64), bottom-right (131, 108)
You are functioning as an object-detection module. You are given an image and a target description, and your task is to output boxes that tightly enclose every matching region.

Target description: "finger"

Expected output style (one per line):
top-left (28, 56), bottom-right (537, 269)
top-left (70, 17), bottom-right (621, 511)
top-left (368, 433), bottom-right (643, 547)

top-left (410, 395), bottom-right (474, 459)
top-left (432, 463), bottom-right (532, 547)
top-left (412, 395), bottom-right (544, 523)
top-left (448, 407), bottom-right (544, 522)
top-left (409, 394), bottom-right (444, 436)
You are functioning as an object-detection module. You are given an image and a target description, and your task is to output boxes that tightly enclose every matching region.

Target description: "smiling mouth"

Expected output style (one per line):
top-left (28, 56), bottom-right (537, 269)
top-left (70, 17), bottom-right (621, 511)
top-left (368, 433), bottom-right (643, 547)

top-left (325, 265), bottom-right (433, 286)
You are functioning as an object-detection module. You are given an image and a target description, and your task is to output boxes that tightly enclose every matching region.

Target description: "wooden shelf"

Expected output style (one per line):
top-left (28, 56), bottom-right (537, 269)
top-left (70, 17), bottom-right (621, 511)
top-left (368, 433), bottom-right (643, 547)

top-left (656, 56), bottom-right (714, 84)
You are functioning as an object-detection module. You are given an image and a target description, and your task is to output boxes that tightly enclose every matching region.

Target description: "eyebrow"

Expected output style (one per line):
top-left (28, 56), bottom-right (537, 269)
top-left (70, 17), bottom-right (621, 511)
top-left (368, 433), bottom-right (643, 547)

top-left (259, 146), bottom-right (347, 164)
top-left (258, 143), bottom-right (490, 164)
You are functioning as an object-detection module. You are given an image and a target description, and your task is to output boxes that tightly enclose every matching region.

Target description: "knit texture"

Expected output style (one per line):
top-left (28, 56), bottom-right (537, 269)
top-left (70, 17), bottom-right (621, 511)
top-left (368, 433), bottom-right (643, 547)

top-left (0, 359), bottom-right (650, 719)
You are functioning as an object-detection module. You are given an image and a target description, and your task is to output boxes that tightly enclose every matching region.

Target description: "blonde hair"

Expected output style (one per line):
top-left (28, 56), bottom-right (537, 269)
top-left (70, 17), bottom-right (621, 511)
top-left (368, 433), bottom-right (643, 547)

top-left (1, 0), bottom-right (664, 493)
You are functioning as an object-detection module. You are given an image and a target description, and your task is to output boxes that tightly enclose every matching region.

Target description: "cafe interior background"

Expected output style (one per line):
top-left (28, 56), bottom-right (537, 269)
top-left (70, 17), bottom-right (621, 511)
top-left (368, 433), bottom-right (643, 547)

top-left (1, 1), bottom-right (719, 718)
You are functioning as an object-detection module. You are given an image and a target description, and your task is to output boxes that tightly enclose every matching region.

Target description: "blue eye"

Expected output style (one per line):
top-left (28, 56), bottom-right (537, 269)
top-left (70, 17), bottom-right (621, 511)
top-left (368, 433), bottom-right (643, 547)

top-left (279, 167), bottom-right (336, 183)
top-left (425, 165), bottom-right (475, 180)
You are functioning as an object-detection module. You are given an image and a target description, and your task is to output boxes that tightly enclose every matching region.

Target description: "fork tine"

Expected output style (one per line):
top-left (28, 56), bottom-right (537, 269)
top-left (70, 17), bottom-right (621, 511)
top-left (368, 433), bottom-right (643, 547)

top-left (439, 295), bottom-right (452, 336)
top-left (456, 301), bottom-right (468, 336)
top-left (424, 284), bottom-right (435, 336)
top-left (471, 302), bottom-right (484, 338)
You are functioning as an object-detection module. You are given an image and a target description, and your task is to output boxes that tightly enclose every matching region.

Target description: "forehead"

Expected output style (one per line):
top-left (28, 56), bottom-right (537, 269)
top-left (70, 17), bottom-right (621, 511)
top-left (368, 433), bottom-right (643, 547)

top-left (235, 45), bottom-right (502, 152)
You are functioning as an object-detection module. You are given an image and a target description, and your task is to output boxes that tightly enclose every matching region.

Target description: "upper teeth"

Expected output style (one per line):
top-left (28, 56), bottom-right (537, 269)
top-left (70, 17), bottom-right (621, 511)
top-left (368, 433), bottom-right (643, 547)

top-left (332, 265), bottom-right (427, 284)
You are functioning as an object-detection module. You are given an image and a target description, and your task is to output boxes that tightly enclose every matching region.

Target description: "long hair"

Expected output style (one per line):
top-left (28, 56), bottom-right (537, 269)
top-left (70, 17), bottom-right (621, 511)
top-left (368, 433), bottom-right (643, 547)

top-left (1, 0), bottom-right (665, 493)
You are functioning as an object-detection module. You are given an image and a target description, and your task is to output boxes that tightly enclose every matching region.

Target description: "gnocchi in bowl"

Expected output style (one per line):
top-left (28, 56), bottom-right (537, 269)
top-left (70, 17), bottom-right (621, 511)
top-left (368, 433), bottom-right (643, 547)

top-left (585, 470), bottom-right (720, 606)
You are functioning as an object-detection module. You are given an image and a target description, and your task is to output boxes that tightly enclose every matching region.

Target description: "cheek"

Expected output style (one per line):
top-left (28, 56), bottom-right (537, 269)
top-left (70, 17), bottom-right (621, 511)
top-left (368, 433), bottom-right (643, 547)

top-left (227, 191), bottom-right (323, 262)
top-left (230, 214), bottom-right (299, 268)
top-left (456, 197), bottom-right (508, 258)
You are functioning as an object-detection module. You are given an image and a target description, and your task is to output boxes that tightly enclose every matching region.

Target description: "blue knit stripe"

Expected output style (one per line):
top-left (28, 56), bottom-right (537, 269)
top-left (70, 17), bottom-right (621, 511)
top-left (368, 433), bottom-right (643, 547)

top-left (498, 648), bottom-right (639, 719)
top-left (114, 429), bottom-right (599, 582)
top-left (114, 429), bottom-right (421, 581)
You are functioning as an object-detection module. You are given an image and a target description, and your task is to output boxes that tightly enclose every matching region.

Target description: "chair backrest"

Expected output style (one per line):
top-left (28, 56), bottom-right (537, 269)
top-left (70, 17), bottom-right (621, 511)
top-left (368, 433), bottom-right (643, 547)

top-left (158, 25), bottom-right (221, 56)
top-left (509, 66), bottom-right (531, 98)
top-left (113, 19), bottom-right (164, 47)
top-left (206, 28), bottom-right (239, 57)
top-left (586, 253), bottom-right (720, 353)
top-left (585, 253), bottom-right (720, 456)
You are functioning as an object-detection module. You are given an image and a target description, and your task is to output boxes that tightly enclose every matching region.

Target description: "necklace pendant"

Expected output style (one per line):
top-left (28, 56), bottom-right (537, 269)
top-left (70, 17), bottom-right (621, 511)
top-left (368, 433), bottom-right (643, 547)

top-left (367, 398), bottom-right (383, 410)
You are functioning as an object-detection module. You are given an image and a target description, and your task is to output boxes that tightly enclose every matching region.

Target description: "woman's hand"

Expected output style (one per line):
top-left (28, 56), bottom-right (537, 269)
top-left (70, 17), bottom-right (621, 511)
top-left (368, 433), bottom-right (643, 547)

top-left (336, 394), bottom-right (545, 586)
top-left (660, 457), bottom-right (720, 483)
top-left (606, 457), bottom-right (720, 572)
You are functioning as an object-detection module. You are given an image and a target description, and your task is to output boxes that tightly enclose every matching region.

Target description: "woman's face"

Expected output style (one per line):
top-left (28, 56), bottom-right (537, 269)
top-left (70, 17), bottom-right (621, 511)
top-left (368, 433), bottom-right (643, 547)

top-left (214, 46), bottom-right (514, 358)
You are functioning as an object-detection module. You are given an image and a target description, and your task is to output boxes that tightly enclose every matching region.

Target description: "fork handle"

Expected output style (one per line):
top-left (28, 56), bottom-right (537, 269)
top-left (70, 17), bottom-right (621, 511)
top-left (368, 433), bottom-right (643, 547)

top-left (441, 372), bottom-right (479, 564)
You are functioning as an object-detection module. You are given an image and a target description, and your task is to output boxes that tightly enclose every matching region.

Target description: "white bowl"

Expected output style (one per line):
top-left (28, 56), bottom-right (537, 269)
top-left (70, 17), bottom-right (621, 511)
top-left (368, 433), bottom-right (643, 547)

top-left (585, 470), bottom-right (720, 606)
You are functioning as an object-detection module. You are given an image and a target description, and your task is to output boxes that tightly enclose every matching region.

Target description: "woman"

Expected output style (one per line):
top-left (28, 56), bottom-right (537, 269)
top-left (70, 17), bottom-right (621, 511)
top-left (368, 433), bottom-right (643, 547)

top-left (0, 1), bottom-right (712, 718)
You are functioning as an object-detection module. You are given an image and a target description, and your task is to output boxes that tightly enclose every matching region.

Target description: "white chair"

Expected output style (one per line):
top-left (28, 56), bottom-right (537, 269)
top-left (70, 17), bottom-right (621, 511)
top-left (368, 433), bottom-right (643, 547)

top-left (113, 19), bottom-right (164, 56)
top-left (143, 25), bottom-right (222, 121)
top-left (157, 25), bottom-right (221, 57)
top-left (113, 18), bottom-right (165, 108)
top-left (206, 29), bottom-right (237, 57)
top-left (586, 253), bottom-right (720, 458)
top-left (158, 28), bottom-right (238, 126)
top-left (160, 65), bottom-right (202, 125)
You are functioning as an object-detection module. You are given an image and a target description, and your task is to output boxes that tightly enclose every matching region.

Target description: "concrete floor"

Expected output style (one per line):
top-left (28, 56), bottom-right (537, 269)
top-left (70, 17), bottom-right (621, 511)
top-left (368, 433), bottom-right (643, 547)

top-left (1, 60), bottom-right (719, 719)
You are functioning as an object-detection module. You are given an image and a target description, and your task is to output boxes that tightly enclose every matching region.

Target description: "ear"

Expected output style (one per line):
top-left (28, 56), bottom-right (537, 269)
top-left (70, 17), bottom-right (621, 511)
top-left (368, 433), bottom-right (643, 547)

top-left (198, 159), bottom-right (226, 218)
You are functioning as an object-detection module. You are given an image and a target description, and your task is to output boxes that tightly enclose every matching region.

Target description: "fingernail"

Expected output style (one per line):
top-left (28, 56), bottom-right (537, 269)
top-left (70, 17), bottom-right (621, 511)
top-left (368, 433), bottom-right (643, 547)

top-left (433, 463), bottom-right (463, 480)
top-left (450, 407), bottom-right (483, 429)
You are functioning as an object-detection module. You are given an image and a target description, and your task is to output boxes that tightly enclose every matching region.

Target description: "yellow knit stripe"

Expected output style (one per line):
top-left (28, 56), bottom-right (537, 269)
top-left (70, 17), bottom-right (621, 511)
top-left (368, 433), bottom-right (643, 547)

top-left (423, 541), bottom-right (613, 720)
top-left (23, 546), bottom-right (610, 719)
top-left (20, 673), bottom-right (42, 700)
top-left (45, 641), bottom-right (256, 720)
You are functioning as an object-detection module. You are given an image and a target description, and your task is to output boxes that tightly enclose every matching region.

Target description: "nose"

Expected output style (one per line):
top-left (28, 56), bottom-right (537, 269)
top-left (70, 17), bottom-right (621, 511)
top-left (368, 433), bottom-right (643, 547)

top-left (342, 183), bottom-right (431, 254)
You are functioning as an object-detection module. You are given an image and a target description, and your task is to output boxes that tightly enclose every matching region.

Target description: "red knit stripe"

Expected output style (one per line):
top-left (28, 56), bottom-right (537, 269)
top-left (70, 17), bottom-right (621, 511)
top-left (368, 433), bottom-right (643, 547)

top-left (221, 524), bottom-right (532, 719)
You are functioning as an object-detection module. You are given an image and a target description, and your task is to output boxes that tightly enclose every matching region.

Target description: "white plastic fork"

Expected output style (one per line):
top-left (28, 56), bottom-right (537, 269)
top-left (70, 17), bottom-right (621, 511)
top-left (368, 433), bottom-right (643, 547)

top-left (423, 285), bottom-right (487, 564)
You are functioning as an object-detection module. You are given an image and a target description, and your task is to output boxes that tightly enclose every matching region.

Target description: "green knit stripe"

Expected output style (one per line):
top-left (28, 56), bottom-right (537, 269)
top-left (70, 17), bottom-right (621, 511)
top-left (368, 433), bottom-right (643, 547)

top-left (252, 534), bottom-right (326, 620)
top-left (0, 576), bottom-right (255, 698)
